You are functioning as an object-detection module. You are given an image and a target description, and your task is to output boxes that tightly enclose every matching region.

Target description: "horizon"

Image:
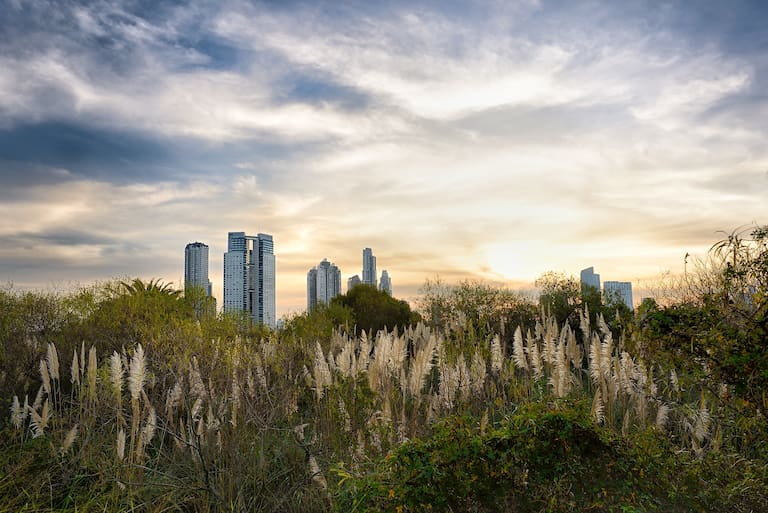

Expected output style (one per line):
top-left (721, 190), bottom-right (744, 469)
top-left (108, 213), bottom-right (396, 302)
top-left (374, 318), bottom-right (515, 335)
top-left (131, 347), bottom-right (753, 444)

top-left (1, 1), bottom-right (766, 318)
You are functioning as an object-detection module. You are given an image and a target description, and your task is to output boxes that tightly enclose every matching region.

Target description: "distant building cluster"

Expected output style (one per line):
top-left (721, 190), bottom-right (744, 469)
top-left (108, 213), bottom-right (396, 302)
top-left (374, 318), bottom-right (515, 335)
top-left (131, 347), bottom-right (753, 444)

top-left (580, 266), bottom-right (633, 310)
top-left (308, 247), bottom-right (393, 311)
top-left (184, 235), bottom-right (396, 324)
top-left (307, 259), bottom-right (341, 311)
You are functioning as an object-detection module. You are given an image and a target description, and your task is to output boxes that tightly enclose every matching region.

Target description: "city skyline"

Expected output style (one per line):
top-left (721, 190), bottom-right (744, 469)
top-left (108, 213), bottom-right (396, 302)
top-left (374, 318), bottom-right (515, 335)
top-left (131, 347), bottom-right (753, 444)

top-left (1, 1), bottom-right (766, 318)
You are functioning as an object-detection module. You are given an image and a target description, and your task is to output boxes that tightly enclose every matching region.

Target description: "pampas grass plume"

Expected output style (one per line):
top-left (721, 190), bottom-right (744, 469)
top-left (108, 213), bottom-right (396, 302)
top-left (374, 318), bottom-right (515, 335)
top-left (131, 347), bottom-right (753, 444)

top-left (128, 344), bottom-right (146, 401)
top-left (46, 343), bottom-right (60, 381)
top-left (39, 360), bottom-right (51, 397)
top-left (60, 424), bottom-right (78, 455)
top-left (116, 429), bottom-right (126, 461)
top-left (11, 395), bottom-right (23, 429)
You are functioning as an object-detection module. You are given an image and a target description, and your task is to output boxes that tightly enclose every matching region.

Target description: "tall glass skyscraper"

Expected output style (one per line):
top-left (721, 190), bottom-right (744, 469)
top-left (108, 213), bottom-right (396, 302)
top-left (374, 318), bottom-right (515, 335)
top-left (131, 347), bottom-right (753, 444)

top-left (604, 281), bottom-right (634, 310)
top-left (307, 259), bottom-right (341, 311)
top-left (580, 266), bottom-right (601, 293)
top-left (223, 231), bottom-right (275, 327)
top-left (184, 242), bottom-right (212, 296)
top-left (379, 270), bottom-right (392, 295)
top-left (362, 247), bottom-right (377, 287)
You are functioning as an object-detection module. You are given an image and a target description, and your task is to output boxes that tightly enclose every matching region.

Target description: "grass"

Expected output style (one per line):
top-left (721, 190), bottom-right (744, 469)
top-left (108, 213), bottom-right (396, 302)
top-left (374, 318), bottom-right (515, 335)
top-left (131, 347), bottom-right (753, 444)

top-left (1, 281), bottom-right (767, 512)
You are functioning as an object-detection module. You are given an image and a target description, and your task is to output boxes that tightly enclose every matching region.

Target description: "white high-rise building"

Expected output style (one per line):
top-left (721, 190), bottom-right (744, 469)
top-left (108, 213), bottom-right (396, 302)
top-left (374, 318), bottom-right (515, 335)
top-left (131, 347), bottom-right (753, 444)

top-left (379, 270), bottom-right (392, 295)
top-left (184, 242), bottom-right (212, 296)
top-left (604, 281), bottom-right (633, 310)
top-left (580, 266), bottom-right (601, 293)
top-left (362, 247), bottom-right (377, 287)
top-left (223, 231), bottom-right (275, 327)
top-left (307, 259), bottom-right (341, 310)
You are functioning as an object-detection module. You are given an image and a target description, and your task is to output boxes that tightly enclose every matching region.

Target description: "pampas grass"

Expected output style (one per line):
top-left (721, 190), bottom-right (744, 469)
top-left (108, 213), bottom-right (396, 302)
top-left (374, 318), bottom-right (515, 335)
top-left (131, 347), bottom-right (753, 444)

top-left (60, 424), bottom-right (78, 455)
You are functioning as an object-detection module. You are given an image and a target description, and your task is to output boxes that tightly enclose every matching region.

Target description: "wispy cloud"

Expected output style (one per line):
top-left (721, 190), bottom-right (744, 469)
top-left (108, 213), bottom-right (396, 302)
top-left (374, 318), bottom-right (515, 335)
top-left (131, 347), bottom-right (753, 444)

top-left (0, 0), bottom-right (766, 313)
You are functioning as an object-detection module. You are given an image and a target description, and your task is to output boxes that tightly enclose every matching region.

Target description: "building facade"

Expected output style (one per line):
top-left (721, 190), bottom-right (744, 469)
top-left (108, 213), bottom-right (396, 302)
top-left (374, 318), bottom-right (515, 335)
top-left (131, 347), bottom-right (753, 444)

top-left (603, 281), bottom-right (633, 310)
top-left (362, 247), bottom-right (377, 287)
top-left (347, 275), bottom-right (361, 291)
top-left (379, 269), bottom-right (392, 295)
top-left (580, 266), bottom-right (601, 293)
top-left (307, 259), bottom-right (342, 310)
top-left (184, 242), bottom-right (212, 296)
top-left (223, 231), bottom-right (275, 327)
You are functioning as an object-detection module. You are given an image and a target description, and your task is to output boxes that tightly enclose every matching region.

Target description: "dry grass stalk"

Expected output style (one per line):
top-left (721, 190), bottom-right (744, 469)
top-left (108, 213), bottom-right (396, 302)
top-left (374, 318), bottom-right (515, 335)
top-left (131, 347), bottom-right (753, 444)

top-left (39, 360), bottom-right (51, 398)
top-left (490, 335), bottom-right (503, 373)
top-left (29, 398), bottom-right (51, 438)
top-left (46, 342), bottom-right (60, 381)
top-left (128, 344), bottom-right (146, 402)
top-left (10, 395), bottom-right (24, 429)
top-left (512, 327), bottom-right (528, 371)
top-left (116, 428), bottom-right (126, 461)
top-left (87, 346), bottom-right (98, 402)
top-left (60, 424), bottom-right (78, 455)
top-left (70, 350), bottom-right (79, 387)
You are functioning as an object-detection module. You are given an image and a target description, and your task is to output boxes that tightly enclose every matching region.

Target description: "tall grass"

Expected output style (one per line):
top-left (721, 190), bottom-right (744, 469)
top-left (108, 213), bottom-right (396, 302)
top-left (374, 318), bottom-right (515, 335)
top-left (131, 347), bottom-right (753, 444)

top-left (3, 300), bottom-right (765, 511)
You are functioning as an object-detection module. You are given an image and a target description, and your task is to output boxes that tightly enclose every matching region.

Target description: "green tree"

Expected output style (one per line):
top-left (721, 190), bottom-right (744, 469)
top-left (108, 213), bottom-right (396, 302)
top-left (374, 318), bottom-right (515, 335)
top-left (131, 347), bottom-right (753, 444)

top-left (535, 271), bottom-right (581, 327)
top-left (332, 285), bottom-right (419, 335)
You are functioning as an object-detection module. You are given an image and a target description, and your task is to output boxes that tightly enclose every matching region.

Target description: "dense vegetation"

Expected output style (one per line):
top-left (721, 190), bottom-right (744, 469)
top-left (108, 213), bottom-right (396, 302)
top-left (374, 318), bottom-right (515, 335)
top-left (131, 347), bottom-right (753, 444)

top-left (1, 226), bottom-right (766, 512)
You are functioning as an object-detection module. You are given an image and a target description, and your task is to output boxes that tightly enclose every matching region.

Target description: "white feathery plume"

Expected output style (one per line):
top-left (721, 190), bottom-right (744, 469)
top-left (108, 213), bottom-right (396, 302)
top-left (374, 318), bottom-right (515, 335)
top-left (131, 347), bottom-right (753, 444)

top-left (408, 333), bottom-right (437, 397)
top-left (591, 388), bottom-right (605, 424)
top-left (46, 343), bottom-right (60, 381)
top-left (308, 454), bottom-right (327, 490)
top-left (39, 360), bottom-right (51, 397)
top-left (670, 369), bottom-right (680, 393)
top-left (490, 335), bottom-right (503, 373)
top-left (166, 381), bottom-right (183, 418)
top-left (29, 398), bottom-right (51, 438)
top-left (32, 386), bottom-right (44, 411)
top-left (87, 346), bottom-right (98, 394)
top-left (693, 397), bottom-right (710, 444)
top-left (116, 429), bottom-right (126, 461)
top-left (110, 351), bottom-right (123, 401)
top-left (469, 350), bottom-right (486, 396)
top-left (142, 407), bottom-right (157, 446)
top-left (579, 304), bottom-right (590, 340)
top-left (80, 341), bottom-right (86, 380)
top-left (60, 424), bottom-right (78, 455)
top-left (512, 327), bottom-right (528, 371)
top-left (11, 395), bottom-right (24, 429)
top-left (336, 342), bottom-right (355, 377)
top-left (70, 350), bottom-right (79, 387)
top-left (589, 333), bottom-right (602, 385)
top-left (128, 344), bottom-right (146, 401)
top-left (313, 342), bottom-right (332, 400)
top-left (528, 333), bottom-right (542, 380)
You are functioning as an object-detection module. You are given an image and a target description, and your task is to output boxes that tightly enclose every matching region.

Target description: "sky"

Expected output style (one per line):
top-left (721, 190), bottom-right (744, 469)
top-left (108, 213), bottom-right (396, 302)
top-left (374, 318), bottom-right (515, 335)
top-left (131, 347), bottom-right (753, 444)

top-left (1, 0), bottom-right (767, 317)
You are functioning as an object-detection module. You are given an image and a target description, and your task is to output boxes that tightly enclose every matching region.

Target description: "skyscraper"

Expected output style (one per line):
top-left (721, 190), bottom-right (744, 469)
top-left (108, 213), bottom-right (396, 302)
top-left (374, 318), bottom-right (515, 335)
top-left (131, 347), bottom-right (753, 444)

top-left (347, 275), bottom-right (361, 291)
top-left (580, 266), bottom-right (601, 293)
top-left (362, 247), bottom-right (377, 287)
top-left (307, 259), bottom-right (342, 310)
top-left (379, 270), bottom-right (392, 295)
top-left (223, 231), bottom-right (275, 327)
top-left (604, 281), bottom-right (634, 310)
top-left (184, 242), bottom-right (212, 296)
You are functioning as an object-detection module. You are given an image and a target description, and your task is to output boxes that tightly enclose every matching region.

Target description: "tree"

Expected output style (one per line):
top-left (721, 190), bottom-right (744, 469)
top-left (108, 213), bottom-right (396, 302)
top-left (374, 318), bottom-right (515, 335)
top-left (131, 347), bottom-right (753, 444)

top-left (332, 285), bottom-right (419, 335)
top-left (417, 278), bottom-right (538, 347)
top-left (535, 271), bottom-right (581, 327)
